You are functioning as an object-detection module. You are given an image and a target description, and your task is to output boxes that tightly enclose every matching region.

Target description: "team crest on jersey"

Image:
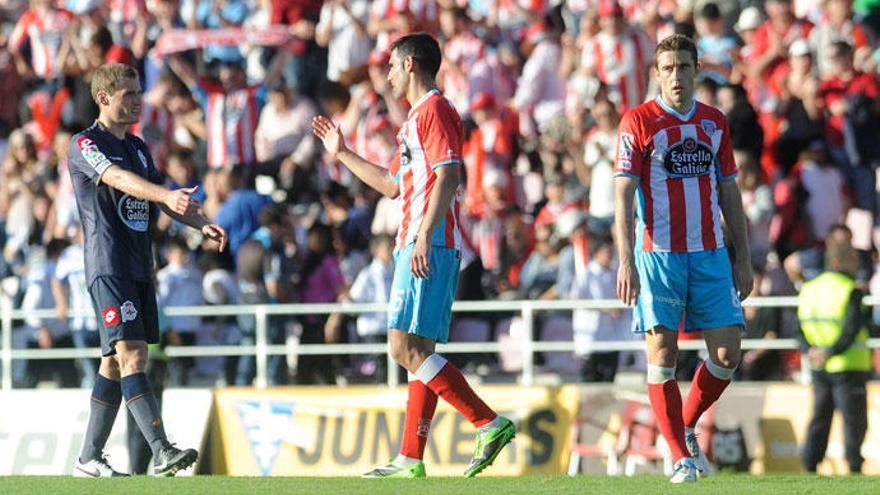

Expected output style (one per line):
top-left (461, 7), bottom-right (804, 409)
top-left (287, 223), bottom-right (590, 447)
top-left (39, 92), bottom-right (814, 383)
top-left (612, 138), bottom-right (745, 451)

top-left (117, 194), bottom-right (150, 232)
top-left (618, 133), bottom-right (635, 160)
top-left (701, 119), bottom-right (717, 135)
top-left (664, 138), bottom-right (714, 177)
top-left (137, 149), bottom-right (148, 170)
top-left (399, 141), bottom-right (412, 167)
top-left (120, 300), bottom-right (138, 322)
top-left (77, 137), bottom-right (112, 171)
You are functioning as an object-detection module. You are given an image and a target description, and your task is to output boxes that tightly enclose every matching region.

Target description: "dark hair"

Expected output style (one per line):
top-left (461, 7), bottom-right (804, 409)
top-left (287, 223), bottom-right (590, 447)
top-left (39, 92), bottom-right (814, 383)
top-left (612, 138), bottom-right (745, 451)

top-left (831, 40), bottom-right (853, 56)
top-left (236, 240), bottom-right (265, 282)
top-left (389, 32), bottom-right (442, 79)
top-left (258, 204), bottom-right (287, 228)
top-left (654, 34), bottom-right (699, 68)
top-left (167, 236), bottom-right (189, 253)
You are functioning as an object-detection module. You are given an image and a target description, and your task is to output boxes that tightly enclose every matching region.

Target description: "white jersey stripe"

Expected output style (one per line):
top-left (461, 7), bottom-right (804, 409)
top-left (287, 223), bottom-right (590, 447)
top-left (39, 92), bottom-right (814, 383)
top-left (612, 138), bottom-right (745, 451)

top-left (648, 128), bottom-right (670, 250)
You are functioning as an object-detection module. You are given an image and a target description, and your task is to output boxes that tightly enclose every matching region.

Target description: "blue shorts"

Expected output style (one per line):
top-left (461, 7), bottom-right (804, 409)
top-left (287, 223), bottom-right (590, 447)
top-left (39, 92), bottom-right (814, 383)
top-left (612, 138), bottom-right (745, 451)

top-left (388, 243), bottom-right (461, 343)
top-left (632, 248), bottom-right (745, 334)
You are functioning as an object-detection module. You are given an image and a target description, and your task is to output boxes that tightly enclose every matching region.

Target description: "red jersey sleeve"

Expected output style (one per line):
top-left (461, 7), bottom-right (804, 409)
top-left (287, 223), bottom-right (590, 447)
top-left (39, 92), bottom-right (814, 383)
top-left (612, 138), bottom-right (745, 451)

top-left (9, 11), bottom-right (32, 51)
top-left (614, 109), bottom-right (646, 179)
top-left (418, 98), bottom-right (464, 169)
top-left (717, 116), bottom-right (738, 181)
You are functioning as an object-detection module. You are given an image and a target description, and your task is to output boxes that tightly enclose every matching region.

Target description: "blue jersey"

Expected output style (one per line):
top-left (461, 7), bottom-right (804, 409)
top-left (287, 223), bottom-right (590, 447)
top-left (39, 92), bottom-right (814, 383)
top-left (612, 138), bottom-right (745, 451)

top-left (68, 122), bottom-right (164, 285)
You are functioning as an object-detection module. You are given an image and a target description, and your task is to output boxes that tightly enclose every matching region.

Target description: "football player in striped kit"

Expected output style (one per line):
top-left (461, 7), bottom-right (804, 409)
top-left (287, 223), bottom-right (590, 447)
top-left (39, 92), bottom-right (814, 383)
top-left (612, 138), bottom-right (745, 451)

top-left (614, 34), bottom-right (753, 483)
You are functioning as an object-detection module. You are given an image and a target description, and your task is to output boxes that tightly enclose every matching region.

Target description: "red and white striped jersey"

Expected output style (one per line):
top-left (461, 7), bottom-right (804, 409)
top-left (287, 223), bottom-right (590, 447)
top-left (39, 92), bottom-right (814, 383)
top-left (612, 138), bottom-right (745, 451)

top-left (388, 90), bottom-right (463, 251)
top-left (194, 80), bottom-right (267, 168)
top-left (133, 102), bottom-right (174, 171)
top-left (9, 7), bottom-right (73, 79)
top-left (613, 99), bottom-right (738, 253)
top-left (582, 27), bottom-right (654, 111)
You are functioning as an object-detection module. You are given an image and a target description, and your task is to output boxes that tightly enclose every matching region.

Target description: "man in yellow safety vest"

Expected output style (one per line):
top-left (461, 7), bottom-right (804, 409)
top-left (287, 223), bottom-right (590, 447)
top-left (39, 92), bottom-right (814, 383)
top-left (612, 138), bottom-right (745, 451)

top-left (797, 236), bottom-right (872, 474)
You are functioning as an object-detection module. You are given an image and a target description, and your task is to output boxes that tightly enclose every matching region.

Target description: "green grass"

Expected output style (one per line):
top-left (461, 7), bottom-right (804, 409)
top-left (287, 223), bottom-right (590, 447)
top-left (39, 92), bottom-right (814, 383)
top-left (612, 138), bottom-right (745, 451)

top-left (0, 475), bottom-right (876, 495)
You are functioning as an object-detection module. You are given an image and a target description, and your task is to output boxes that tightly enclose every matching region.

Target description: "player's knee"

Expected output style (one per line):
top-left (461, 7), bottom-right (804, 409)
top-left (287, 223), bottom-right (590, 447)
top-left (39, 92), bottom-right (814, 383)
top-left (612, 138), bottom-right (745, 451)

top-left (711, 348), bottom-right (741, 369)
top-left (649, 347), bottom-right (678, 368)
top-left (115, 344), bottom-right (148, 374)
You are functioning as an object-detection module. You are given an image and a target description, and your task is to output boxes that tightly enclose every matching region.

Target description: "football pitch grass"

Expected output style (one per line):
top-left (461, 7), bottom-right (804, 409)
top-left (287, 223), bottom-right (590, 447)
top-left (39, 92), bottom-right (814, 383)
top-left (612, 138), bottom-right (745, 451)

top-left (0, 474), bottom-right (875, 495)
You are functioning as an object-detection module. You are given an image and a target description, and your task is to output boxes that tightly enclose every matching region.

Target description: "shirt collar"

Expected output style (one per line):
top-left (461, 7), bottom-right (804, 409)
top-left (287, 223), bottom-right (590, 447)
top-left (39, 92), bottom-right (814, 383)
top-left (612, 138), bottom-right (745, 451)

top-left (655, 96), bottom-right (696, 122)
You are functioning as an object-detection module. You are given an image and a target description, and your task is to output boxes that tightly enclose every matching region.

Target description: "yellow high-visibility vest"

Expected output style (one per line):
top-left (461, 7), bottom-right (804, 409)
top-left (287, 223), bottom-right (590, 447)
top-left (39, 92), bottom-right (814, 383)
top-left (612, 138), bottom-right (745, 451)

top-left (798, 272), bottom-right (872, 373)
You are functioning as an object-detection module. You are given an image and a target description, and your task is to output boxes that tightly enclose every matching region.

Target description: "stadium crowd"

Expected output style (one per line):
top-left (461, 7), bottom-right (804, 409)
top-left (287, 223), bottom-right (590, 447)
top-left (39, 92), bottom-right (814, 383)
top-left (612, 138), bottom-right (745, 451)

top-left (2, 0), bottom-right (880, 388)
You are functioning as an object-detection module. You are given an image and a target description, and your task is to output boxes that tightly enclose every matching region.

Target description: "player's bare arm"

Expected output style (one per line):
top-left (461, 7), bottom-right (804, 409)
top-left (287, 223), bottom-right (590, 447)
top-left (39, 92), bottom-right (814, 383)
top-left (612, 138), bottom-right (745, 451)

top-left (614, 176), bottom-right (640, 306)
top-left (158, 201), bottom-right (228, 253)
top-left (411, 165), bottom-right (460, 279)
top-left (100, 165), bottom-right (199, 217)
top-left (718, 179), bottom-right (753, 299)
top-left (311, 115), bottom-right (400, 198)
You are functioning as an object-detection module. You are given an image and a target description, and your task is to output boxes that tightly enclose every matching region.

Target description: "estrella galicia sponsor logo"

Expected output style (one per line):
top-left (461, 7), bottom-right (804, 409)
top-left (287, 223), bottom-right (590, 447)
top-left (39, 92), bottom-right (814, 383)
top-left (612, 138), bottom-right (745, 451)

top-left (117, 194), bottom-right (150, 232)
top-left (663, 138), bottom-right (714, 177)
top-left (235, 400), bottom-right (295, 476)
top-left (77, 137), bottom-right (112, 171)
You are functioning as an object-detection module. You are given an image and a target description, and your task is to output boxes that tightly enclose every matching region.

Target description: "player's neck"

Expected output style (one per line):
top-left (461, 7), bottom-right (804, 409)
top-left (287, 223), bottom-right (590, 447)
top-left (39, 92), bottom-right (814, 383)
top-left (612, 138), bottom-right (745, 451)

top-left (96, 116), bottom-right (127, 140)
top-left (407, 78), bottom-right (438, 109)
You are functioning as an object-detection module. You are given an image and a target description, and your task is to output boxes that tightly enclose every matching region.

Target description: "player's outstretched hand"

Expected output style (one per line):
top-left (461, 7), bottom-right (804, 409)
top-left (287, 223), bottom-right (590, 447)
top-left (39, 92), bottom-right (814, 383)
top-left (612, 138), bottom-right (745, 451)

top-left (311, 115), bottom-right (346, 158)
top-left (410, 236), bottom-right (432, 279)
top-left (616, 260), bottom-right (640, 306)
top-left (164, 186), bottom-right (200, 217)
top-left (202, 223), bottom-right (228, 252)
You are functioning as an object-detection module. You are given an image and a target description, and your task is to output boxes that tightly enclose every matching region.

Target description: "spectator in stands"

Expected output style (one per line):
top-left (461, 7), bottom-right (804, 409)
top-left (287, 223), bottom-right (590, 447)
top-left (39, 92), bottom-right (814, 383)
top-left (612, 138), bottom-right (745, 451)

top-left (571, 234), bottom-right (631, 382)
top-left (809, 0), bottom-right (873, 77)
top-left (736, 150), bottom-right (774, 266)
top-left (819, 41), bottom-right (880, 211)
top-left (315, 0), bottom-right (371, 86)
top-left (168, 46), bottom-right (288, 171)
top-left (213, 168), bottom-right (272, 256)
top-left (518, 222), bottom-right (563, 300)
top-left (513, 22), bottom-right (565, 137)
top-left (344, 233), bottom-right (394, 381)
top-left (193, 0), bottom-right (251, 65)
top-left (157, 236), bottom-right (205, 385)
top-left (254, 78), bottom-right (318, 187)
top-left (696, 2), bottom-right (737, 85)
top-left (52, 228), bottom-right (97, 387)
top-left (581, 0), bottom-right (653, 112)
top-left (297, 222), bottom-right (344, 384)
top-left (580, 98), bottom-right (618, 234)
top-left (8, 0), bottom-right (74, 83)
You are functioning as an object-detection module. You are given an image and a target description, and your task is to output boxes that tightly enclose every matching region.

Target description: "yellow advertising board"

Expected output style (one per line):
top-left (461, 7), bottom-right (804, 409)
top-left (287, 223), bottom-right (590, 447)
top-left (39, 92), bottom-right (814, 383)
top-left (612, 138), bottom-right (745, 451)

top-left (210, 385), bottom-right (579, 476)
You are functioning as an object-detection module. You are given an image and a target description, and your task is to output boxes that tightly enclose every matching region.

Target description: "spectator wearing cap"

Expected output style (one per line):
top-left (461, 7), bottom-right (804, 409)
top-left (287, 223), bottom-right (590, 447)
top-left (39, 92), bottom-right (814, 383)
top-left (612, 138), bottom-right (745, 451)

top-left (513, 22), bottom-right (565, 137)
top-left (438, 5), bottom-right (486, 115)
top-left (315, 0), bottom-right (371, 85)
top-left (168, 43), bottom-right (288, 170)
top-left (580, 0), bottom-right (653, 112)
top-left (809, 0), bottom-right (873, 78)
top-left (463, 92), bottom-right (516, 218)
top-left (733, 5), bottom-right (763, 70)
top-left (696, 2), bottom-right (737, 84)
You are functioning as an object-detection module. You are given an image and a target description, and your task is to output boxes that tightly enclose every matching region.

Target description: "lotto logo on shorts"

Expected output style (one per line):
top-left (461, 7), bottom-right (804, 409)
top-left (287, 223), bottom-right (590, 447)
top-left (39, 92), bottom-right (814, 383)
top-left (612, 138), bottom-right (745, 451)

top-left (102, 306), bottom-right (120, 327)
top-left (121, 300), bottom-right (138, 322)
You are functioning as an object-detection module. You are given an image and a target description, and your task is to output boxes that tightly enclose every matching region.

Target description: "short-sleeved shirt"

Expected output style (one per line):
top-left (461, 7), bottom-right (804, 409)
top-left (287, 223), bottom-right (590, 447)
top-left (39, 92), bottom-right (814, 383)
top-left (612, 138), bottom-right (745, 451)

top-left (388, 89), bottom-right (463, 251)
top-left (614, 98), bottom-right (737, 253)
top-left (68, 122), bottom-right (164, 285)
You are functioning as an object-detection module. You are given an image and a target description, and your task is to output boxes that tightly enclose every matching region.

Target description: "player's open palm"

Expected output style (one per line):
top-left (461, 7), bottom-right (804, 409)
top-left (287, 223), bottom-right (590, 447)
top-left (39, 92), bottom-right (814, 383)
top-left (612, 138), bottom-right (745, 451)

top-left (616, 260), bottom-right (640, 306)
top-left (312, 116), bottom-right (345, 157)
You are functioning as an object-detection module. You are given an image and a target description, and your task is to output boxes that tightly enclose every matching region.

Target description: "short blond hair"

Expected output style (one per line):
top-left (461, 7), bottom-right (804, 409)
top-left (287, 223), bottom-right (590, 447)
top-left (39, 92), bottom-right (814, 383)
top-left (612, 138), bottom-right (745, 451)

top-left (90, 63), bottom-right (139, 103)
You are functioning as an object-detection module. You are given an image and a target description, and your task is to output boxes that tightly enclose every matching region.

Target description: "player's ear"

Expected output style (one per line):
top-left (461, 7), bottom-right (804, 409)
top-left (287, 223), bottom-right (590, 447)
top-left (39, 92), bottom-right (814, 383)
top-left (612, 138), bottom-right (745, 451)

top-left (96, 91), bottom-right (109, 106)
top-left (404, 55), bottom-right (415, 73)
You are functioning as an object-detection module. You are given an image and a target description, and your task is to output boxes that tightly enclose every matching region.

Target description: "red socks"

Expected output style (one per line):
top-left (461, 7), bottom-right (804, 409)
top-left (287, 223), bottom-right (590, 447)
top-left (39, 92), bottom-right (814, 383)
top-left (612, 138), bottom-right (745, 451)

top-left (399, 379), bottom-right (438, 460)
top-left (683, 361), bottom-right (732, 428)
top-left (416, 354), bottom-right (496, 428)
top-left (647, 380), bottom-right (690, 462)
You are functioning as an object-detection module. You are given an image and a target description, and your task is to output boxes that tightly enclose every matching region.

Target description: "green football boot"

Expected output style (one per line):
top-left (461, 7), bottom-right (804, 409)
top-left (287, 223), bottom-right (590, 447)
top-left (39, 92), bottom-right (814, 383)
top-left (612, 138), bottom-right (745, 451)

top-left (464, 416), bottom-right (516, 478)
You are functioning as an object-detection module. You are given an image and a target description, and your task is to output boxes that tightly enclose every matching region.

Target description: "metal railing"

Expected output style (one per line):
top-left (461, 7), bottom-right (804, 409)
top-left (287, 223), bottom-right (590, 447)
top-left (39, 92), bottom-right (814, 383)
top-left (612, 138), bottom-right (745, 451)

top-left (2, 296), bottom-right (879, 390)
